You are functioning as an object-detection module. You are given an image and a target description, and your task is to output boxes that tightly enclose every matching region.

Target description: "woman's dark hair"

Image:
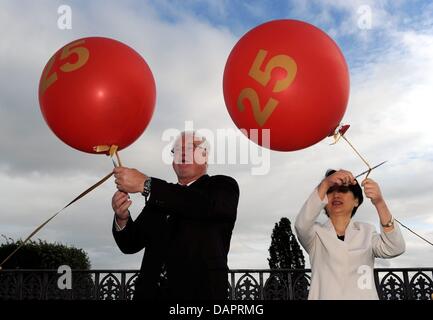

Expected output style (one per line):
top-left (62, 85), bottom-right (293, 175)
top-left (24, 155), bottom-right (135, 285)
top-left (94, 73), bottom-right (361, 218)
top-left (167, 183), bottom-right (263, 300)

top-left (324, 169), bottom-right (364, 217)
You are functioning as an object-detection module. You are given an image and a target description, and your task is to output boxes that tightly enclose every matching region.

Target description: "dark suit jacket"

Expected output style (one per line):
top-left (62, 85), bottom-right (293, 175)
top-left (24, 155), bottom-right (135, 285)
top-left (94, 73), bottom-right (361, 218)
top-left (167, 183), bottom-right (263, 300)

top-left (112, 174), bottom-right (239, 300)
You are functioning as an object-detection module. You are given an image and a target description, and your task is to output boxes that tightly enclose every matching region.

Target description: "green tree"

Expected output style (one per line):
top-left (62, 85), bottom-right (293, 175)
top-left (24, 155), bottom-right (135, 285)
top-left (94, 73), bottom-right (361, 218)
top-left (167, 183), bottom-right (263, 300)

top-left (267, 217), bottom-right (308, 300)
top-left (0, 236), bottom-right (93, 300)
top-left (0, 236), bottom-right (91, 269)
top-left (268, 217), bottom-right (305, 269)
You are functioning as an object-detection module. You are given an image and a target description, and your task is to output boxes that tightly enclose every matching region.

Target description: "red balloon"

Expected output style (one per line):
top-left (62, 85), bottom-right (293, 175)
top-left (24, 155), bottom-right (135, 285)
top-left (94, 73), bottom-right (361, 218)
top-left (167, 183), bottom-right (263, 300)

top-left (223, 20), bottom-right (349, 151)
top-left (38, 37), bottom-right (156, 154)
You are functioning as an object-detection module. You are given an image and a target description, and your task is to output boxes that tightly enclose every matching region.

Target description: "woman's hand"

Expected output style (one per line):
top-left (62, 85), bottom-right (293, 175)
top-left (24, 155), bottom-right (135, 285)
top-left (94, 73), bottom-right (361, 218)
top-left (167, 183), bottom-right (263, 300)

top-left (362, 178), bottom-right (394, 231)
top-left (362, 178), bottom-right (384, 206)
top-left (317, 169), bottom-right (356, 200)
top-left (324, 170), bottom-right (356, 187)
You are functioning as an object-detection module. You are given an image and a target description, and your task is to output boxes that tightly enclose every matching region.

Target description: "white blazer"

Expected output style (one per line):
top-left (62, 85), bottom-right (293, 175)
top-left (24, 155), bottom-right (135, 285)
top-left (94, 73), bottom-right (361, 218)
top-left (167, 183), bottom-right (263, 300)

top-left (295, 188), bottom-right (406, 300)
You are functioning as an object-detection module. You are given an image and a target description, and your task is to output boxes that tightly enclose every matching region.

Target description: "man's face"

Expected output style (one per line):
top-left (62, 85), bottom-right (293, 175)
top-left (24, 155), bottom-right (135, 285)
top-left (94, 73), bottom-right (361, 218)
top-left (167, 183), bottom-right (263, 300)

top-left (172, 133), bottom-right (207, 181)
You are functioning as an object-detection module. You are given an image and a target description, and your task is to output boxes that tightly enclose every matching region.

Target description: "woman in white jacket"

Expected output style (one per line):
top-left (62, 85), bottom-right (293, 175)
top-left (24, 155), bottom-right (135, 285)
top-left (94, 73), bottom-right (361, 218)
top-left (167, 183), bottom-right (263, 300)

top-left (295, 169), bottom-right (405, 300)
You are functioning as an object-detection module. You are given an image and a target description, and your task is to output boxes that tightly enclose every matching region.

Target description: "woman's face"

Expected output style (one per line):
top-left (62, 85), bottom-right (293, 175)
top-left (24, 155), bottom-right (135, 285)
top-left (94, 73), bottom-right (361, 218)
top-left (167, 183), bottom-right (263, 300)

top-left (325, 186), bottom-right (359, 218)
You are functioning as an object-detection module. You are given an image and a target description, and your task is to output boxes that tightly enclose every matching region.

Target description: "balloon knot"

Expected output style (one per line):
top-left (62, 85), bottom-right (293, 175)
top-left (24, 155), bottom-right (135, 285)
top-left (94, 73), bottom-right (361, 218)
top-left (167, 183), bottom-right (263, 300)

top-left (93, 145), bottom-right (118, 157)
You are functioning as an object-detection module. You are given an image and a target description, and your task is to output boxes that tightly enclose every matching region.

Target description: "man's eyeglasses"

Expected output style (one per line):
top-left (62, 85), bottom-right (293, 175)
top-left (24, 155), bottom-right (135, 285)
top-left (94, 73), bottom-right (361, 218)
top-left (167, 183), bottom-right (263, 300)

top-left (326, 185), bottom-right (351, 194)
top-left (170, 144), bottom-right (206, 156)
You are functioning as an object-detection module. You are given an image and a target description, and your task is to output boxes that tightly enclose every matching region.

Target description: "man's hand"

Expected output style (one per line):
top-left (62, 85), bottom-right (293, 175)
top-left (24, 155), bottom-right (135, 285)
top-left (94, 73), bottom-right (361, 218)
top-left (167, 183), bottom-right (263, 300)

top-left (113, 167), bottom-right (148, 193)
top-left (362, 178), bottom-right (384, 206)
top-left (112, 191), bottom-right (131, 228)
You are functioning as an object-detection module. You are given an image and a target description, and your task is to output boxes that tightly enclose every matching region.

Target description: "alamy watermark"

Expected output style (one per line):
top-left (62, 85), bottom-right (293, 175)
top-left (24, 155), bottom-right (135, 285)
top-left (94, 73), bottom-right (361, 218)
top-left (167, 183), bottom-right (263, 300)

top-left (357, 265), bottom-right (373, 290)
top-left (57, 5), bottom-right (72, 30)
top-left (57, 265), bottom-right (72, 290)
top-left (357, 5), bottom-right (372, 30)
top-left (162, 121), bottom-right (271, 175)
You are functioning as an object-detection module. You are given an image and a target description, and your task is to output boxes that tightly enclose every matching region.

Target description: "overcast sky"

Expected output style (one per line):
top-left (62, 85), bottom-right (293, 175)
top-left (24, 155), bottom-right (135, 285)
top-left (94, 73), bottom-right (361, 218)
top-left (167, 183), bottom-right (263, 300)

top-left (1, 0), bottom-right (432, 270)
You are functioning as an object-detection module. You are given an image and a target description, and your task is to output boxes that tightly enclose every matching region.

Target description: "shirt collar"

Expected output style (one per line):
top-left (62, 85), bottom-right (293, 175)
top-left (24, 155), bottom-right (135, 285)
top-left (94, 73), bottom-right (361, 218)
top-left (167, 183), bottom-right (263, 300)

top-left (178, 179), bottom-right (197, 187)
top-left (177, 174), bottom-right (209, 187)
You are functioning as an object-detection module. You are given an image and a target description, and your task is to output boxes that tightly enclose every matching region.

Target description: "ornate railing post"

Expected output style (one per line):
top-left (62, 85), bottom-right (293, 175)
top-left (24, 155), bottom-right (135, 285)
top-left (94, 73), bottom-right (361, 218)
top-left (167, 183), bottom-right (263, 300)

top-left (259, 271), bottom-right (264, 300)
top-left (94, 271), bottom-right (100, 300)
top-left (287, 270), bottom-right (293, 300)
top-left (403, 269), bottom-right (411, 300)
top-left (120, 271), bottom-right (126, 300)
top-left (42, 271), bottom-right (48, 300)
top-left (230, 271), bottom-right (236, 300)
top-left (17, 271), bottom-right (23, 300)
top-left (374, 269), bottom-right (381, 299)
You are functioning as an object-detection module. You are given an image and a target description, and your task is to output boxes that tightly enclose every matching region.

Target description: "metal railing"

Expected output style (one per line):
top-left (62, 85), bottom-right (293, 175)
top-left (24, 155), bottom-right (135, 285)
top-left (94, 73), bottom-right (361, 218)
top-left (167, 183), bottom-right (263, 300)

top-left (0, 268), bottom-right (432, 300)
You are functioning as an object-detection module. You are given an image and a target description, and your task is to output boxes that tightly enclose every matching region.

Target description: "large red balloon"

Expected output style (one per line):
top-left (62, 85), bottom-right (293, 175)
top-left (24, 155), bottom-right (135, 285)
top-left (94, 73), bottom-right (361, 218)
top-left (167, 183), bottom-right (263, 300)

top-left (38, 37), bottom-right (156, 154)
top-left (223, 20), bottom-right (349, 151)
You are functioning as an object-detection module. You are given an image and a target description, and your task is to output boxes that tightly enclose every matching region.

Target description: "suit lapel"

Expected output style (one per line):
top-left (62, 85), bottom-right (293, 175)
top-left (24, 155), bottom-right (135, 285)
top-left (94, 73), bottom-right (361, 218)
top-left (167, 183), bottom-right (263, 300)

top-left (188, 174), bottom-right (209, 187)
top-left (344, 220), bottom-right (359, 243)
top-left (324, 219), bottom-right (335, 232)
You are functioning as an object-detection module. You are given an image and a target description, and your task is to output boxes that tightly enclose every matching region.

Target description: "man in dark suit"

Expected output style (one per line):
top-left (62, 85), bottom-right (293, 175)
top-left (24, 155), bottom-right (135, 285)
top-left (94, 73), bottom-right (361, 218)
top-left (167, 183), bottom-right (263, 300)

top-left (111, 131), bottom-right (239, 300)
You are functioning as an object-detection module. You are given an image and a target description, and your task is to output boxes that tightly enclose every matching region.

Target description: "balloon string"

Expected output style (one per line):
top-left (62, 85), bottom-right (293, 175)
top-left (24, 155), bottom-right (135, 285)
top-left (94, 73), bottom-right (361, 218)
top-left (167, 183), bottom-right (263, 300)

top-left (341, 135), bottom-right (372, 170)
top-left (115, 150), bottom-right (122, 167)
top-left (0, 152), bottom-right (122, 270)
top-left (394, 218), bottom-right (433, 247)
top-left (339, 135), bottom-right (433, 247)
